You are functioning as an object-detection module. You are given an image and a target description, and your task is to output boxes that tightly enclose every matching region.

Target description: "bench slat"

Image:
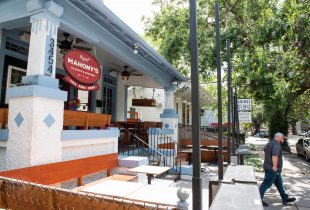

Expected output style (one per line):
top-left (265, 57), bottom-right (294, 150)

top-left (0, 153), bottom-right (119, 185)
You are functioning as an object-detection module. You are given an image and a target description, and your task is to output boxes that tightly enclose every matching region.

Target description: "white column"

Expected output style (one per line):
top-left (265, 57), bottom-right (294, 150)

top-left (164, 88), bottom-right (174, 109)
top-left (124, 85), bottom-right (129, 119)
top-left (27, 14), bottom-right (59, 77)
top-left (183, 101), bottom-right (188, 125)
top-left (5, 3), bottom-right (66, 170)
top-left (160, 86), bottom-right (178, 142)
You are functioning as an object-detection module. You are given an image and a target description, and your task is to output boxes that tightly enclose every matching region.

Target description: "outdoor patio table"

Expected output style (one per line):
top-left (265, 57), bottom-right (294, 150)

top-left (235, 148), bottom-right (252, 165)
top-left (210, 183), bottom-right (263, 210)
top-left (186, 144), bottom-right (203, 149)
top-left (179, 149), bottom-right (193, 165)
top-left (128, 165), bottom-right (170, 184)
top-left (205, 145), bottom-right (219, 163)
top-left (223, 165), bottom-right (256, 183)
top-left (238, 144), bottom-right (251, 150)
top-left (80, 180), bottom-right (146, 197)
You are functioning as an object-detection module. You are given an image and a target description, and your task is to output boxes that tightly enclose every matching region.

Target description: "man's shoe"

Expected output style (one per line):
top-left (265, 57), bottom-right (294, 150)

top-left (283, 197), bottom-right (296, 205)
top-left (262, 200), bottom-right (268, 207)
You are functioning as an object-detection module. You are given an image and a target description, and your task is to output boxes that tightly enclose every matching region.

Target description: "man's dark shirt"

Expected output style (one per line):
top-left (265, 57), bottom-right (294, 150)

top-left (263, 139), bottom-right (283, 172)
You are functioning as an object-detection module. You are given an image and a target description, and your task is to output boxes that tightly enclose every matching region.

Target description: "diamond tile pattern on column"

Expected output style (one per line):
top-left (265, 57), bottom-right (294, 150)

top-left (44, 114), bottom-right (55, 128)
top-left (15, 112), bottom-right (24, 127)
top-left (164, 123), bottom-right (169, 129)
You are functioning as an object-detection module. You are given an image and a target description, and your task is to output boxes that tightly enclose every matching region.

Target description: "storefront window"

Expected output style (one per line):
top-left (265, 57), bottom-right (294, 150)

top-left (102, 74), bottom-right (116, 117)
top-left (77, 90), bottom-right (88, 111)
top-left (5, 65), bottom-right (27, 103)
top-left (7, 65), bottom-right (27, 87)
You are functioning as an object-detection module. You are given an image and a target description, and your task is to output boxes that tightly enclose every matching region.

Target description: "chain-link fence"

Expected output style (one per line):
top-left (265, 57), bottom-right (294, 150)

top-left (0, 176), bottom-right (178, 210)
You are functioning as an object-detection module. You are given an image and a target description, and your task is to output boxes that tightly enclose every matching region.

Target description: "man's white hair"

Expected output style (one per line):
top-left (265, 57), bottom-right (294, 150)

top-left (274, 132), bottom-right (284, 138)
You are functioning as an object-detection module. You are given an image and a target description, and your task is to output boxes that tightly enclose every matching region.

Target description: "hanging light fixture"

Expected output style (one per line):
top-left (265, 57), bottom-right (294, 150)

top-left (133, 42), bottom-right (139, 54)
top-left (121, 70), bottom-right (130, 80)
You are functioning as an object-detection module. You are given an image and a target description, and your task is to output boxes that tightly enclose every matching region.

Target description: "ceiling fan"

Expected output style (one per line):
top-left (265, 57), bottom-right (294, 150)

top-left (58, 32), bottom-right (92, 54)
top-left (111, 65), bottom-right (143, 80)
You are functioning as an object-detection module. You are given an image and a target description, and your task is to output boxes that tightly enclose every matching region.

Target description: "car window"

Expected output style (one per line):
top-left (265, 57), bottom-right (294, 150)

top-left (304, 140), bottom-right (309, 147)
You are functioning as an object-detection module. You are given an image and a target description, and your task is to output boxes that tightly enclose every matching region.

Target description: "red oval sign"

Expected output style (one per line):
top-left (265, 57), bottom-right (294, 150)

top-left (63, 50), bottom-right (101, 85)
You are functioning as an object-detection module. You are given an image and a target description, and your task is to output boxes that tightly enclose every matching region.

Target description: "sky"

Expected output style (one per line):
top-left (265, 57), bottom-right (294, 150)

top-left (102, 0), bottom-right (159, 35)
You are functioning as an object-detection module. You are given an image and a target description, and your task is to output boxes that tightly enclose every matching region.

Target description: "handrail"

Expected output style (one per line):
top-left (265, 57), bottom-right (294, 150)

top-left (120, 127), bottom-right (167, 165)
top-left (118, 125), bottom-right (181, 180)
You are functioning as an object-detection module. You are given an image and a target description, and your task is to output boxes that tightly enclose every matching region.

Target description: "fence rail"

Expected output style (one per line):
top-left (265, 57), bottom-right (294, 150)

top-left (0, 176), bottom-right (178, 210)
top-left (178, 124), bottom-right (227, 141)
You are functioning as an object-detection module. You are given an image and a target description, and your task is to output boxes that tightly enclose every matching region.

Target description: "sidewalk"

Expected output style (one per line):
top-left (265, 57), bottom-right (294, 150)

top-left (246, 136), bottom-right (310, 210)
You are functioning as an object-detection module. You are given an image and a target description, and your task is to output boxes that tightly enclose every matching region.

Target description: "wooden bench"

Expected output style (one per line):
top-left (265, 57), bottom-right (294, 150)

top-left (157, 142), bottom-right (175, 149)
top-left (0, 108), bottom-right (8, 129)
top-left (0, 109), bottom-right (112, 130)
top-left (201, 150), bottom-right (228, 162)
top-left (179, 139), bottom-right (229, 163)
top-left (63, 110), bottom-right (112, 129)
top-left (73, 174), bottom-right (138, 191)
top-left (0, 153), bottom-right (136, 187)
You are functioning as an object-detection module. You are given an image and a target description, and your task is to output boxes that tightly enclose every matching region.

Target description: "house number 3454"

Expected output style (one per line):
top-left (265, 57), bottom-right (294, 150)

top-left (45, 37), bottom-right (54, 76)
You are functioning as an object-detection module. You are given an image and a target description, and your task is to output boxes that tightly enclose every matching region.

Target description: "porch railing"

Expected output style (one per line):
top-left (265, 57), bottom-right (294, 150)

top-left (118, 127), bottom-right (181, 180)
top-left (63, 110), bottom-right (112, 129)
top-left (178, 123), bottom-right (227, 141)
top-left (0, 108), bottom-right (112, 130)
top-left (0, 108), bottom-right (8, 128)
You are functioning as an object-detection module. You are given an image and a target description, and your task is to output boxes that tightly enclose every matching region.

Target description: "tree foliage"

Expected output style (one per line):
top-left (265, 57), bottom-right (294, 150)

top-left (144, 0), bottom-right (310, 136)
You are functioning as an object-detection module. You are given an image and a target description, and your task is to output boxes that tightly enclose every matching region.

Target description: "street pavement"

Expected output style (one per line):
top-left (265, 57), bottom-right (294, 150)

top-left (246, 135), bottom-right (310, 210)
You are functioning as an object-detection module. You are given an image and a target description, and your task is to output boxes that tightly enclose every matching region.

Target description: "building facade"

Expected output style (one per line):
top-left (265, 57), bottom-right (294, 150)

top-left (0, 0), bottom-right (186, 170)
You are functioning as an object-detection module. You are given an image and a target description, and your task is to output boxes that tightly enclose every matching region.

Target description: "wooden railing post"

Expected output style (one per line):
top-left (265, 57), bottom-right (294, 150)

top-left (0, 180), bottom-right (8, 209)
top-left (77, 177), bottom-right (83, 187)
top-left (84, 113), bottom-right (89, 130)
top-left (107, 169), bottom-right (112, 176)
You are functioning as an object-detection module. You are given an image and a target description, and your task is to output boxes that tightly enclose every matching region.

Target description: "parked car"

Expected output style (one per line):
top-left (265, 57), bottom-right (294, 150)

top-left (296, 138), bottom-right (310, 161)
top-left (297, 130), bottom-right (307, 137)
top-left (258, 130), bottom-right (269, 138)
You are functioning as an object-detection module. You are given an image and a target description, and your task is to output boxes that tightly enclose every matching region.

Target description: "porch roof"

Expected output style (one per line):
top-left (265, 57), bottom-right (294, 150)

top-left (174, 81), bottom-right (214, 107)
top-left (0, 0), bottom-right (187, 89)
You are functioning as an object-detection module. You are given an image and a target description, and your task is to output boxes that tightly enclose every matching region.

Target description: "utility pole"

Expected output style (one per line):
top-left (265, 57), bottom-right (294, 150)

top-left (234, 85), bottom-right (240, 146)
top-left (226, 39), bottom-right (232, 164)
top-left (231, 86), bottom-right (236, 153)
top-left (215, 1), bottom-right (223, 180)
top-left (189, 0), bottom-right (202, 209)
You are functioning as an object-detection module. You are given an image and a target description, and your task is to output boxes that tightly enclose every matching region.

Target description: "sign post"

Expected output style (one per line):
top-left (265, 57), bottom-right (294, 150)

top-left (238, 112), bottom-right (252, 123)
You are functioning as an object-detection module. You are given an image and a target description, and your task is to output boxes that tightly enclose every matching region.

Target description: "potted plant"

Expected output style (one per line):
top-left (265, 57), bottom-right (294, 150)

top-left (68, 97), bottom-right (80, 110)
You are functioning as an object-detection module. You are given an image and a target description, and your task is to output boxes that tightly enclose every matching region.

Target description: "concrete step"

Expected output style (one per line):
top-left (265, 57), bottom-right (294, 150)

top-left (118, 156), bottom-right (148, 168)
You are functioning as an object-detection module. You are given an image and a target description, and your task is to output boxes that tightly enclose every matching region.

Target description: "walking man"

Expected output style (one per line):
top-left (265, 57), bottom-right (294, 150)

top-left (259, 132), bottom-right (296, 206)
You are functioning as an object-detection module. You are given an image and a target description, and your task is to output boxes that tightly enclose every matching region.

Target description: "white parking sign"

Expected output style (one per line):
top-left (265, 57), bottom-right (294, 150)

top-left (238, 111), bottom-right (252, 123)
top-left (237, 99), bottom-right (252, 111)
